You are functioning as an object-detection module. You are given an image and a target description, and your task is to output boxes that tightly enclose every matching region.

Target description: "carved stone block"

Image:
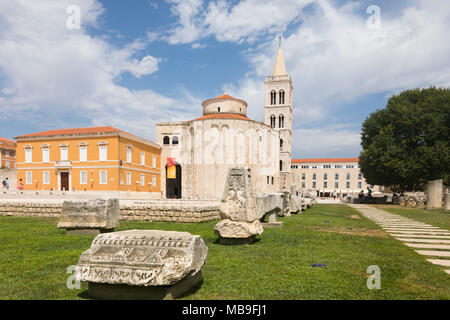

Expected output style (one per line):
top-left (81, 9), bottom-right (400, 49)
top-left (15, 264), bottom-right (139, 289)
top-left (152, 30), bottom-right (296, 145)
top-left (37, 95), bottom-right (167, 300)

top-left (215, 167), bottom-right (263, 242)
top-left (76, 229), bottom-right (208, 299)
top-left (58, 198), bottom-right (120, 233)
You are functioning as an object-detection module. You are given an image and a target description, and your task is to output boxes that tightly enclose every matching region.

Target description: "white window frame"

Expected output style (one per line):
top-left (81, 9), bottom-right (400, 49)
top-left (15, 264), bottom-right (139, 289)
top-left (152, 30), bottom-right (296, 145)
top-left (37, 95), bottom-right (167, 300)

top-left (80, 171), bottom-right (87, 185)
top-left (152, 175), bottom-right (156, 187)
top-left (140, 152), bottom-right (145, 166)
top-left (26, 172), bottom-right (32, 184)
top-left (25, 148), bottom-right (32, 163)
top-left (152, 155), bottom-right (156, 168)
top-left (79, 146), bottom-right (87, 162)
top-left (43, 171), bottom-right (50, 185)
top-left (126, 172), bottom-right (131, 185)
top-left (126, 147), bottom-right (132, 163)
top-left (98, 144), bottom-right (108, 161)
top-left (42, 148), bottom-right (50, 163)
top-left (99, 170), bottom-right (107, 185)
top-left (60, 147), bottom-right (68, 161)
top-left (140, 174), bottom-right (145, 187)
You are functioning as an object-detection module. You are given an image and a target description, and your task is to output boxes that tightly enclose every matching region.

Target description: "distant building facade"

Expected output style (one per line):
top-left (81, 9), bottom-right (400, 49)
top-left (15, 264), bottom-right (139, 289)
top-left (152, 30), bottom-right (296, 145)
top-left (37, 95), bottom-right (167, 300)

top-left (291, 158), bottom-right (373, 196)
top-left (14, 127), bottom-right (161, 194)
top-left (0, 137), bottom-right (16, 169)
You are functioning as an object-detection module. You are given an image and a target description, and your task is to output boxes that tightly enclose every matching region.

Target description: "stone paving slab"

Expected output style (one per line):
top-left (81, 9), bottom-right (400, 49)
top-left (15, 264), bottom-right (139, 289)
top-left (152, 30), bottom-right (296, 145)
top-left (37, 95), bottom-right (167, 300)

top-left (349, 204), bottom-right (450, 275)
top-left (383, 227), bottom-right (448, 231)
top-left (404, 243), bottom-right (450, 250)
top-left (426, 259), bottom-right (450, 267)
top-left (391, 234), bottom-right (450, 239)
top-left (383, 229), bottom-right (450, 234)
top-left (379, 225), bottom-right (440, 229)
top-left (395, 238), bottom-right (450, 244)
top-left (415, 250), bottom-right (450, 257)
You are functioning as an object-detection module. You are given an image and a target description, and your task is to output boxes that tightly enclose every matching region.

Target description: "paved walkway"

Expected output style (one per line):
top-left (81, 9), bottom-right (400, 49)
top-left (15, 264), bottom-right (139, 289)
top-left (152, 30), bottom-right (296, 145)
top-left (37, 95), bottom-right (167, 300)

top-left (349, 204), bottom-right (450, 275)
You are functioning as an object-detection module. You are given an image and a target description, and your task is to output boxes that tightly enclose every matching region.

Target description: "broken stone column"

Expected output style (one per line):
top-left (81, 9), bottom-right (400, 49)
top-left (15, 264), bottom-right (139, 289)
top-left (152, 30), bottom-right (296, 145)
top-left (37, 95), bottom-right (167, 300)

top-left (444, 193), bottom-right (450, 211)
top-left (76, 229), bottom-right (208, 300)
top-left (278, 191), bottom-right (291, 217)
top-left (426, 179), bottom-right (443, 209)
top-left (57, 198), bottom-right (120, 235)
top-left (214, 167), bottom-right (263, 244)
top-left (289, 185), bottom-right (301, 214)
top-left (256, 193), bottom-right (284, 227)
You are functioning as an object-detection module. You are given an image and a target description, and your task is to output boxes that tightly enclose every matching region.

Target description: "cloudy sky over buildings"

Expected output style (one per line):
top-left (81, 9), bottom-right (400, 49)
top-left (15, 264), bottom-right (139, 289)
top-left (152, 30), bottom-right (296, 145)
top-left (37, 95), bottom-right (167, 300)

top-left (0, 0), bottom-right (449, 158)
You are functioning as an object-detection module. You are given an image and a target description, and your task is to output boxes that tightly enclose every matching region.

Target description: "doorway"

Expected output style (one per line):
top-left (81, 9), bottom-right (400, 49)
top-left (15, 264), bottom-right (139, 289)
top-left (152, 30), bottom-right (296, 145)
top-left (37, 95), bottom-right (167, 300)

top-left (60, 172), bottom-right (69, 191)
top-left (166, 164), bottom-right (182, 199)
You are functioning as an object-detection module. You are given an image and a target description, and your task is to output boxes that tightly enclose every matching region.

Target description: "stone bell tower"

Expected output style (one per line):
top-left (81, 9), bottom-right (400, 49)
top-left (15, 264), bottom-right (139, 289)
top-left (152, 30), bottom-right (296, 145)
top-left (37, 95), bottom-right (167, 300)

top-left (264, 38), bottom-right (293, 190)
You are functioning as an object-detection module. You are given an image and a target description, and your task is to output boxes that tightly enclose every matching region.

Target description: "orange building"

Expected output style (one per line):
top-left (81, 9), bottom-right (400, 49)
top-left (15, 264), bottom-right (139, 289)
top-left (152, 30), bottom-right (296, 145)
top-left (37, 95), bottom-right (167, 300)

top-left (0, 137), bottom-right (16, 169)
top-left (14, 127), bottom-right (161, 194)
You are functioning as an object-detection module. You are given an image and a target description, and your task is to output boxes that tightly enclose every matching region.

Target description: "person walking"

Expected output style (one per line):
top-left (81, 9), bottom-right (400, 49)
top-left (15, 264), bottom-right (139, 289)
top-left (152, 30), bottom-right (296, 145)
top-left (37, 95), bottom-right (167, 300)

top-left (5, 178), bottom-right (9, 190)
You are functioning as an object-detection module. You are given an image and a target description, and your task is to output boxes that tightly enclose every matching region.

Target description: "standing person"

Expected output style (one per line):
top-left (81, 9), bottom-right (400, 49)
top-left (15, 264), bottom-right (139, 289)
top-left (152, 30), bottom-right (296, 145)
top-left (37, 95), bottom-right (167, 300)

top-left (1, 178), bottom-right (6, 190)
top-left (5, 178), bottom-right (9, 190)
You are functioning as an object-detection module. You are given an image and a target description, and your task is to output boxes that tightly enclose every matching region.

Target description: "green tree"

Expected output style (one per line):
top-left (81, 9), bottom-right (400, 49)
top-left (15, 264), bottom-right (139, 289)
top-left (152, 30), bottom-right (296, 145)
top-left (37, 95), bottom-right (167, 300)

top-left (359, 87), bottom-right (450, 193)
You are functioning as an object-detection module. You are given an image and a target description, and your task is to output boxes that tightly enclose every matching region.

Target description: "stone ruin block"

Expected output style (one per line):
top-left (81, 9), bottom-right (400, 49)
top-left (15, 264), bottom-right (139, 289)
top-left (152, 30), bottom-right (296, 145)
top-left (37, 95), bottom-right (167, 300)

top-left (427, 179), bottom-right (443, 209)
top-left (76, 229), bottom-right (208, 300)
top-left (289, 184), bottom-right (302, 214)
top-left (214, 167), bottom-right (263, 244)
top-left (256, 193), bottom-right (284, 227)
top-left (57, 198), bottom-right (119, 235)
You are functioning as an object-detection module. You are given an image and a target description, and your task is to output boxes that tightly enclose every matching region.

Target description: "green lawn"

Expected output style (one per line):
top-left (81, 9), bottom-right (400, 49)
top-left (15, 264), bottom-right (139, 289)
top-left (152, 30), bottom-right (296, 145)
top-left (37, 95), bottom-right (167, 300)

top-left (374, 205), bottom-right (450, 230)
top-left (0, 204), bottom-right (449, 300)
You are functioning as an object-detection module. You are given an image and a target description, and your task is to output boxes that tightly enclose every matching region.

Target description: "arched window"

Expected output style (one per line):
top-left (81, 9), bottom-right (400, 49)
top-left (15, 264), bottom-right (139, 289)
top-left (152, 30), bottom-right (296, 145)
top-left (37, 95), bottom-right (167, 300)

top-left (280, 160), bottom-right (283, 171)
top-left (279, 90), bottom-right (285, 105)
top-left (163, 136), bottom-right (170, 145)
top-left (270, 115), bottom-right (276, 128)
top-left (279, 114), bottom-right (284, 128)
top-left (280, 139), bottom-right (283, 149)
top-left (270, 90), bottom-right (276, 105)
top-left (172, 136), bottom-right (179, 145)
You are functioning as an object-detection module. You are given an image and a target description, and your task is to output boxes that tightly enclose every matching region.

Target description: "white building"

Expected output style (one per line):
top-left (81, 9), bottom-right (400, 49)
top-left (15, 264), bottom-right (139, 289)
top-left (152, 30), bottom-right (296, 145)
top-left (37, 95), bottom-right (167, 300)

top-left (156, 44), bottom-right (293, 200)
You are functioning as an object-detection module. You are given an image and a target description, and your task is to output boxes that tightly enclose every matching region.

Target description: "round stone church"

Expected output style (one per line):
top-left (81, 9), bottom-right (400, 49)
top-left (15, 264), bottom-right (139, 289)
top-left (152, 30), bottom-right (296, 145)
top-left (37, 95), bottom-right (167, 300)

top-left (157, 45), bottom-right (293, 200)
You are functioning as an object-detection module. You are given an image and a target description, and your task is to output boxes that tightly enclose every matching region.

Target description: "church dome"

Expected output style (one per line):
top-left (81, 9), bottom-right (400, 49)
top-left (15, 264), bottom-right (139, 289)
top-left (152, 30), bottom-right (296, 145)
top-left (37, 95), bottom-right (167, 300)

top-left (201, 93), bottom-right (248, 116)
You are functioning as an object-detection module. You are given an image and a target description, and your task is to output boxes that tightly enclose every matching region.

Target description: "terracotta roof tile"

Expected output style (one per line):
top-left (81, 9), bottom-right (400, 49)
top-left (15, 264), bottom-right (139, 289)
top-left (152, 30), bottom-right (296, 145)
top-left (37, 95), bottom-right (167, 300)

top-left (0, 137), bottom-right (16, 144)
top-left (15, 126), bottom-right (133, 139)
top-left (292, 158), bottom-right (359, 163)
top-left (194, 113), bottom-right (250, 121)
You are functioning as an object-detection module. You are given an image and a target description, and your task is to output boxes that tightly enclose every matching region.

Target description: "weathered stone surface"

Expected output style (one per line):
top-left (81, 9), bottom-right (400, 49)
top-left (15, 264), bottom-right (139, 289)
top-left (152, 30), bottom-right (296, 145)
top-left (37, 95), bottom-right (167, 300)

top-left (445, 193), bottom-right (450, 211)
top-left (278, 191), bottom-right (291, 217)
top-left (427, 179), bottom-right (443, 209)
top-left (76, 229), bottom-right (208, 287)
top-left (58, 198), bottom-right (120, 231)
top-left (214, 219), bottom-right (263, 238)
top-left (215, 167), bottom-right (263, 240)
top-left (256, 193), bottom-right (283, 221)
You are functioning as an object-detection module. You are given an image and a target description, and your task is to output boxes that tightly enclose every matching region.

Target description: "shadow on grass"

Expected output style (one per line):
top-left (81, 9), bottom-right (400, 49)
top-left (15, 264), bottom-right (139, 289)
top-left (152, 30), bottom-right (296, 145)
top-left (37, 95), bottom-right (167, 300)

top-left (76, 279), bottom-right (204, 300)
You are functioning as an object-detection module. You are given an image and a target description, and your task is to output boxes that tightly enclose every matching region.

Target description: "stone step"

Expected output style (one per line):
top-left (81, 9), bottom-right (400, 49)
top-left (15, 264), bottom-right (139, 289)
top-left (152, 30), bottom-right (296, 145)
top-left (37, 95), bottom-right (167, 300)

top-left (379, 224), bottom-right (438, 228)
top-left (415, 250), bottom-right (450, 257)
top-left (396, 238), bottom-right (450, 244)
top-left (426, 259), bottom-right (450, 267)
top-left (383, 229), bottom-right (450, 234)
top-left (391, 234), bottom-right (450, 239)
top-left (405, 243), bottom-right (450, 250)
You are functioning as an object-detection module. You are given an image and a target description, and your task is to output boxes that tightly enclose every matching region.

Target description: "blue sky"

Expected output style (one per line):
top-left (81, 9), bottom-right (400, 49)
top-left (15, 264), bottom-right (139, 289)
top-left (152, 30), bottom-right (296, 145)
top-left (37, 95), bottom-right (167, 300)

top-left (0, 0), bottom-right (449, 158)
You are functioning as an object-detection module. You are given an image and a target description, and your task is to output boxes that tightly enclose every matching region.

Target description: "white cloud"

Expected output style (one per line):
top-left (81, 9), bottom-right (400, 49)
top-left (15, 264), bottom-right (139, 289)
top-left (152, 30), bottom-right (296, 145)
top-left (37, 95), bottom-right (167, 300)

top-left (0, 0), bottom-right (199, 140)
top-left (163, 0), bottom-right (315, 44)
top-left (222, 0), bottom-right (450, 156)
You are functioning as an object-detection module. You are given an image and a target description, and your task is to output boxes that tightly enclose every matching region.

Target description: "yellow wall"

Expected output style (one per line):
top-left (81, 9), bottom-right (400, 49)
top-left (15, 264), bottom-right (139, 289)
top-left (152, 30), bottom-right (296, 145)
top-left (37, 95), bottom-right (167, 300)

top-left (16, 134), bottom-right (161, 193)
top-left (118, 136), bottom-right (161, 194)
